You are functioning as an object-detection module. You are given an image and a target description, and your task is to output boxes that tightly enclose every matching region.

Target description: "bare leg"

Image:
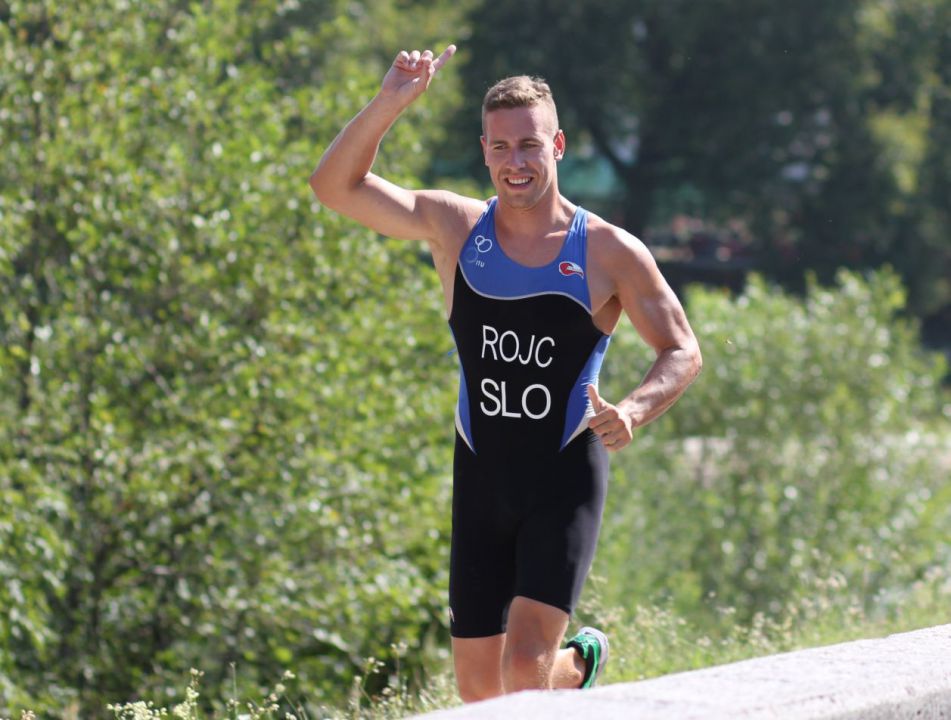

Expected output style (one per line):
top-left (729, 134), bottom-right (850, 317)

top-left (452, 634), bottom-right (505, 703)
top-left (502, 596), bottom-right (582, 692)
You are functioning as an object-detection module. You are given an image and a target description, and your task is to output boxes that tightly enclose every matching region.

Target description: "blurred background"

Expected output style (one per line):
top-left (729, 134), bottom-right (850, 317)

top-left (1, 0), bottom-right (949, 717)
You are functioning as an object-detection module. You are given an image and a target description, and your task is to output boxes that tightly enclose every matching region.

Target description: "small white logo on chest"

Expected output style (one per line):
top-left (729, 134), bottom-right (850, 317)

top-left (465, 235), bottom-right (493, 267)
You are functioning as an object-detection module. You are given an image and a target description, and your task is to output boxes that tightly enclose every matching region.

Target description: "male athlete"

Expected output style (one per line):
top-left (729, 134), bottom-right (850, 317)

top-left (309, 45), bottom-right (701, 702)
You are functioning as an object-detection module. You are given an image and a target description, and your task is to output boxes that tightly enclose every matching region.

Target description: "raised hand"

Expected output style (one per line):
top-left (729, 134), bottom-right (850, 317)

top-left (380, 44), bottom-right (456, 107)
top-left (587, 384), bottom-right (635, 452)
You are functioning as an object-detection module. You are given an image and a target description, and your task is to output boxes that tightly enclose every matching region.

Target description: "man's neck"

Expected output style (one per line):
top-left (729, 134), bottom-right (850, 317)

top-left (494, 193), bottom-right (575, 244)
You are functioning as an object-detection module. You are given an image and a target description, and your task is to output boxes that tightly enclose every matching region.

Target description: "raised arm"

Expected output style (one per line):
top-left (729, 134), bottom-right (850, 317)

top-left (587, 229), bottom-right (703, 451)
top-left (309, 45), bottom-right (460, 243)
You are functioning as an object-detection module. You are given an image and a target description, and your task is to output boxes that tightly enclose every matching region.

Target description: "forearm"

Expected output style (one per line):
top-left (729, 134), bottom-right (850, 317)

top-left (309, 93), bottom-right (405, 204)
top-left (618, 343), bottom-right (702, 428)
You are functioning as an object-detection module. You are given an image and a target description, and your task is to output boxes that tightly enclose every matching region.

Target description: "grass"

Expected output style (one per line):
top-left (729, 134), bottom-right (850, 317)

top-left (582, 564), bottom-right (951, 686)
top-left (56, 562), bottom-right (948, 720)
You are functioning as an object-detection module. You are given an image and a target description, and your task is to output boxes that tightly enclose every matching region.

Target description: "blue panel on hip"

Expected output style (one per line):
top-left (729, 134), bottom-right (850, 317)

top-left (561, 334), bottom-right (611, 449)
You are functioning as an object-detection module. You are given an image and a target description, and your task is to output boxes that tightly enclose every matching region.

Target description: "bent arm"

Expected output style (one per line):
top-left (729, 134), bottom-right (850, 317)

top-left (613, 235), bottom-right (702, 427)
top-left (309, 46), bottom-right (456, 243)
top-left (309, 95), bottom-right (423, 236)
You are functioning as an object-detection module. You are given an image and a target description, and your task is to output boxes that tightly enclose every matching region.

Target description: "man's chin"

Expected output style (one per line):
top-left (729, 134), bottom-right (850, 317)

top-left (497, 189), bottom-right (541, 210)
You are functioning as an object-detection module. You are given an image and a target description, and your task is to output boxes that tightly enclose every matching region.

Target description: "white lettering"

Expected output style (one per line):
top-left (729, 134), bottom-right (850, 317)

top-left (479, 379), bottom-right (551, 420)
top-left (480, 378), bottom-right (501, 416)
top-left (535, 337), bottom-right (554, 368)
top-left (499, 330), bottom-right (519, 363)
top-left (517, 335), bottom-right (535, 365)
top-left (522, 384), bottom-right (551, 420)
top-left (481, 325), bottom-right (499, 360)
top-left (476, 326), bottom-right (556, 422)
top-left (501, 380), bottom-right (521, 418)
top-left (480, 325), bottom-right (556, 369)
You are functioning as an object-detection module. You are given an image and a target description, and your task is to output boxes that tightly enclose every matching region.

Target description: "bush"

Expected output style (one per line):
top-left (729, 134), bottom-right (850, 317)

top-left (0, 1), bottom-right (462, 714)
top-left (597, 269), bottom-right (950, 625)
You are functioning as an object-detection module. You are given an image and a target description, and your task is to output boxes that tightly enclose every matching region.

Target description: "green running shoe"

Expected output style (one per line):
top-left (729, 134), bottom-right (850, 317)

top-left (566, 626), bottom-right (609, 689)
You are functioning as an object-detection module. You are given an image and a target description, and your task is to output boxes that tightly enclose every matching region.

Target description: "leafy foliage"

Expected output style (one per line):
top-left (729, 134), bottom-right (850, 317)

top-left (447, 0), bottom-right (951, 322)
top-left (0, 0), bottom-right (461, 713)
top-left (598, 269), bottom-right (950, 622)
top-left (1, 1), bottom-right (949, 718)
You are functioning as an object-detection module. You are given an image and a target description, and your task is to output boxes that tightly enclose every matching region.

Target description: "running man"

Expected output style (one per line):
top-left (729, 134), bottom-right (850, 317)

top-left (309, 45), bottom-right (702, 702)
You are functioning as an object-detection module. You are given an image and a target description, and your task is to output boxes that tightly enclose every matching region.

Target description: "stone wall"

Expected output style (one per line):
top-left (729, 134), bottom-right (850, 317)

top-left (413, 624), bottom-right (951, 719)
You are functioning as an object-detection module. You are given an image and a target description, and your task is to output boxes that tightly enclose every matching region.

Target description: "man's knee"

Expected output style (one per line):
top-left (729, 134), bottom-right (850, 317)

top-left (500, 596), bottom-right (567, 691)
top-left (456, 666), bottom-right (502, 703)
top-left (456, 673), bottom-right (502, 704)
top-left (452, 635), bottom-right (504, 703)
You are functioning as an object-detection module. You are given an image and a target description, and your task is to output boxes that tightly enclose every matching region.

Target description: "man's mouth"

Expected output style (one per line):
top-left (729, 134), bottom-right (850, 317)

top-left (505, 176), bottom-right (532, 187)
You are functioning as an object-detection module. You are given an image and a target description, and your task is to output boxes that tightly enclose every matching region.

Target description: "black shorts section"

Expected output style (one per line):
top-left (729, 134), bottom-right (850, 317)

top-left (448, 430), bottom-right (609, 638)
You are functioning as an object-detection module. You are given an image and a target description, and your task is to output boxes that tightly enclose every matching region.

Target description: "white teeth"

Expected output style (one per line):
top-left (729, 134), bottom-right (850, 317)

top-left (508, 177), bottom-right (531, 185)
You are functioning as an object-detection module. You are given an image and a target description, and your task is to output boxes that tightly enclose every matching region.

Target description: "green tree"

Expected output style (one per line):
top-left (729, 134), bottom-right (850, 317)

top-left (453, 1), bottom-right (882, 231)
top-left (1, 0), bottom-right (462, 713)
top-left (597, 270), bottom-right (949, 623)
top-left (448, 0), bottom-right (951, 324)
top-left (864, 0), bottom-right (951, 330)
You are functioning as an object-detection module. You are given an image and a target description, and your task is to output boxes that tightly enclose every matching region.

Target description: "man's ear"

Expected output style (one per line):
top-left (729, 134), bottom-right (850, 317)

top-left (481, 135), bottom-right (488, 165)
top-left (553, 129), bottom-right (566, 160)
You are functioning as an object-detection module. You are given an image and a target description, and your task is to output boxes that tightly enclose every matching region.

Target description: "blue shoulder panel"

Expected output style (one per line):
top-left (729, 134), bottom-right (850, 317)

top-left (458, 199), bottom-right (592, 313)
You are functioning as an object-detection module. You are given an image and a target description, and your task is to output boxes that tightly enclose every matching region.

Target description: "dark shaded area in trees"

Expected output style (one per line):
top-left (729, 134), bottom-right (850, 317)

top-left (438, 0), bottom-right (951, 351)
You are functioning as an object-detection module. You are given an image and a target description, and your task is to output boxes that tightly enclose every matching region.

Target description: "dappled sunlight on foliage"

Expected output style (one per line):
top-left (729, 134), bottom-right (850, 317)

top-left (2, 0), bottom-right (949, 718)
top-left (0, 0), bottom-right (461, 714)
top-left (598, 269), bottom-right (949, 624)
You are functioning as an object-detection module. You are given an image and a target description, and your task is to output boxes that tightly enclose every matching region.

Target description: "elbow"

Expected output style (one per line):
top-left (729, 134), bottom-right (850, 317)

top-left (690, 341), bottom-right (703, 380)
top-left (308, 169), bottom-right (333, 205)
top-left (309, 167), bottom-right (362, 212)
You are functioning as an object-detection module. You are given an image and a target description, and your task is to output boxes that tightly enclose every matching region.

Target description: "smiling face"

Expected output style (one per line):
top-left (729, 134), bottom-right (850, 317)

top-left (481, 103), bottom-right (565, 210)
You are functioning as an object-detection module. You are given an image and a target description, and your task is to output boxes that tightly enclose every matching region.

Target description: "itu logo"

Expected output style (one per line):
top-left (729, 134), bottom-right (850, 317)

top-left (559, 260), bottom-right (584, 279)
top-left (465, 234), bottom-right (494, 266)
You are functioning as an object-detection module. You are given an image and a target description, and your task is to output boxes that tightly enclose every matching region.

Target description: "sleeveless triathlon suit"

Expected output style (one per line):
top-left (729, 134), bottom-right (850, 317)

top-left (447, 198), bottom-right (612, 638)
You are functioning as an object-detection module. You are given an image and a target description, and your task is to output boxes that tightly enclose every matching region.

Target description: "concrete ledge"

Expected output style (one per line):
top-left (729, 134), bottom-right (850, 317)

top-left (414, 624), bottom-right (951, 719)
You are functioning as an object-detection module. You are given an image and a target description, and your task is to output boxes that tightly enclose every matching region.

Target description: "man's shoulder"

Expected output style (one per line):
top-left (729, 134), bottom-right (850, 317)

top-left (585, 212), bottom-right (652, 264)
top-left (419, 188), bottom-right (488, 216)
top-left (409, 189), bottom-right (491, 258)
top-left (583, 212), bottom-right (672, 303)
top-left (417, 188), bottom-right (488, 231)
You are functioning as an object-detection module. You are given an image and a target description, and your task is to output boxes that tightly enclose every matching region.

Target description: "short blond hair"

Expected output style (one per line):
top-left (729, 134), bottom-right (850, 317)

top-left (481, 75), bottom-right (559, 133)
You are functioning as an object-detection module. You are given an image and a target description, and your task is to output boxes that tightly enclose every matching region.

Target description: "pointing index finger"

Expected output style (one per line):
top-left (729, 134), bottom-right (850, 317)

top-left (432, 44), bottom-right (457, 71)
